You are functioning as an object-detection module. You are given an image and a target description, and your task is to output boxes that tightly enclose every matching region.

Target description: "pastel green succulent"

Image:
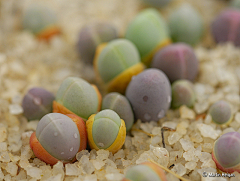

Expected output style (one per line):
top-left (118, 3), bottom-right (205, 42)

top-left (94, 39), bottom-right (145, 94)
top-left (209, 100), bottom-right (232, 125)
top-left (171, 79), bottom-right (196, 109)
top-left (22, 4), bottom-right (60, 40)
top-left (86, 109), bottom-right (126, 153)
top-left (53, 77), bottom-right (102, 120)
top-left (125, 8), bottom-right (171, 66)
top-left (102, 92), bottom-right (134, 131)
top-left (122, 162), bottom-right (167, 181)
top-left (168, 3), bottom-right (204, 45)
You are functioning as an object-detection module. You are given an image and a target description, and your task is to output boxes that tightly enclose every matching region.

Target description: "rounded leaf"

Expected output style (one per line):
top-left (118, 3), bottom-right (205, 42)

top-left (55, 77), bottom-right (99, 120)
top-left (213, 132), bottom-right (240, 172)
top-left (126, 69), bottom-right (171, 122)
top-left (125, 8), bottom-right (170, 64)
top-left (22, 87), bottom-right (55, 121)
top-left (102, 92), bottom-right (134, 131)
top-left (36, 113), bottom-right (80, 161)
top-left (171, 79), bottom-right (195, 109)
top-left (168, 3), bottom-right (203, 45)
top-left (92, 109), bottom-right (121, 149)
top-left (209, 100), bottom-right (232, 125)
top-left (76, 23), bottom-right (118, 64)
top-left (151, 43), bottom-right (198, 83)
top-left (96, 39), bottom-right (141, 83)
top-left (211, 9), bottom-right (240, 46)
top-left (22, 4), bottom-right (58, 35)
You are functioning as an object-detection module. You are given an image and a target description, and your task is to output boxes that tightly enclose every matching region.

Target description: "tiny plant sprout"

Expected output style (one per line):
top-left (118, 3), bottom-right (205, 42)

top-left (30, 113), bottom-right (87, 165)
top-left (76, 22), bottom-right (118, 64)
top-left (171, 79), bottom-right (196, 109)
top-left (212, 132), bottom-right (240, 173)
top-left (102, 92), bottom-right (134, 132)
top-left (122, 161), bottom-right (167, 181)
top-left (141, 0), bottom-right (171, 8)
top-left (211, 9), bottom-right (240, 47)
top-left (168, 3), bottom-right (204, 45)
top-left (125, 8), bottom-right (171, 66)
top-left (22, 87), bottom-right (55, 121)
top-left (22, 4), bottom-right (60, 40)
top-left (94, 39), bottom-right (145, 94)
top-left (86, 109), bottom-right (126, 153)
top-left (151, 43), bottom-right (199, 83)
top-left (209, 100), bottom-right (233, 125)
top-left (126, 68), bottom-right (171, 122)
top-left (53, 77), bottom-right (102, 120)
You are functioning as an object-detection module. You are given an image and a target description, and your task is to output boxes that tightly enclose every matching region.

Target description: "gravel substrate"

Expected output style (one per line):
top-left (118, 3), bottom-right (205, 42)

top-left (1, 0), bottom-right (240, 180)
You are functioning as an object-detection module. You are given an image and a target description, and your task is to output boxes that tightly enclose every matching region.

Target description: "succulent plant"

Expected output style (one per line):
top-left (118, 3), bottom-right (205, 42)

top-left (209, 100), bottom-right (232, 125)
top-left (22, 4), bottom-right (60, 40)
top-left (76, 23), bottom-right (118, 64)
top-left (126, 68), bottom-right (171, 122)
top-left (168, 3), bottom-right (204, 45)
top-left (211, 9), bottom-right (240, 46)
top-left (141, 0), bottom-right (171, 8)
top-left (86, 109), bottom-right (126, 153)
top-left (53, 77), bottom-right (102, 120)
top-left (94, 39), bottom-right (145, 94)
top-left (30, 113), bottom-right (87, 165)
top-left (230, 0), bottom-right (240, 9)
top-left (22, 87), bottom-right (55, 121)
top-left (151, 43), bottom-right (198, 83)
top-left (102, 92), bottom-right (134, 131)
top-left (212, 132), bottom-right (240, 173)
top-left (122, 161), bottom-right (167, 181)
top-left (125, 8), bottom-right (171, 66)
top-left (171, 79), bottom-right (195, 109)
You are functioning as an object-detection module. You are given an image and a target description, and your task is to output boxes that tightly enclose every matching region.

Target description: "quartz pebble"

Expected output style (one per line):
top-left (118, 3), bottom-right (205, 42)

top-left (179, 105), bottom-right (196, 119)
top-left (9, 104), bottom-right (23, 115)
top-left (0, 127), bottom-right (7, 142)
top-left (179, 138), bottom-right (194, 151)
top-left (197, 123), bottom-right (219, 139)
top-left (65, 163), bottom-right (81, 176)
top-left (26, 167), bottom-right (42, 179)
top-left (185, 161), bottom-right (197, 170)
top-left (171, 163), bottom-right (186, 176)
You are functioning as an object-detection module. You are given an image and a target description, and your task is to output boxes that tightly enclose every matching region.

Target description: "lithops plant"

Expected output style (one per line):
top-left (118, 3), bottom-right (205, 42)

top-left (76, 22), bottom-right (118, 64)
top-left (22, 4), bottom-right (60, 40)
top-left (102, 92), bottom-right (134, 131)
top-left (171, 79), bottom-right (195, 109)
top-left (212, 132), bottom-right (240, 173)
top-left (30, 113), bottom-right (87, 165)
top-left (151, 43), bottom-right (198, 83)
top-left (126, 68), bottom-right (171, 122)
top-left (122, 161), bottom-right (167, 181)
top-left (211, 9), bottom-right (240, 46)
top-left (53, 77), bottom-right (102, 120)
top-left (94, 39), bottom-right (145, 94)
top-left (168, 3), bottom-right (204, 45)
top-left (209, 100), bottom-right (233, 125)
top-left (86, 109), bottom-right (126, 153)
top-left (125, 8), bottom-right (171, 66)
top-left (22, 87), bottom-right (55, 121)
top-left (141, 0), bottom-right (171, 8)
